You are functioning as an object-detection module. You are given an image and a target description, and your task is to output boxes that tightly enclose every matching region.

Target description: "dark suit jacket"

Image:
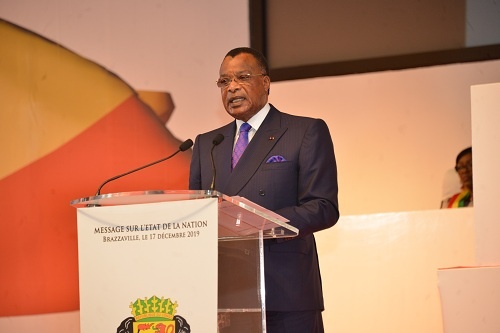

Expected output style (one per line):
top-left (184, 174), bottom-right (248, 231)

top-left (189, 105), bottom-right (339, 312)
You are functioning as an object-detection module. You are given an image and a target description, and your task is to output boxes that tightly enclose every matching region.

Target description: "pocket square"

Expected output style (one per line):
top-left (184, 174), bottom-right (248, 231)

top-left (266, 155), bottom-right (286, 163)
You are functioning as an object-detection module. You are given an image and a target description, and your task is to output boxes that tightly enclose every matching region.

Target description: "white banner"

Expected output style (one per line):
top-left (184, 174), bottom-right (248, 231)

top-left (76, 198), bottom-right (218, 333)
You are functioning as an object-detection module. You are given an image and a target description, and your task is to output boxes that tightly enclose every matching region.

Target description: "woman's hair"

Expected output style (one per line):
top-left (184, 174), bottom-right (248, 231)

top-left (455, 147), bottom-right (472, 166)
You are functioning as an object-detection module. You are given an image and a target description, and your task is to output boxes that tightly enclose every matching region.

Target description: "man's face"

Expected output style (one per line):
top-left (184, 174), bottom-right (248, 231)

top-left (218, 53), bottom-right (270, 122)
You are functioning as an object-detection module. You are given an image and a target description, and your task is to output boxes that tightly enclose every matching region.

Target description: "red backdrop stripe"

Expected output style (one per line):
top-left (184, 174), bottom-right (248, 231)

top-left (0, 95), bottom-right (191, 316)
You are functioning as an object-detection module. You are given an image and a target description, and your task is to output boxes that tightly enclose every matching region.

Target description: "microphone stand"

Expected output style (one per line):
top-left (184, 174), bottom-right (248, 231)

top-left (94, 139), bottom-right (193, 197)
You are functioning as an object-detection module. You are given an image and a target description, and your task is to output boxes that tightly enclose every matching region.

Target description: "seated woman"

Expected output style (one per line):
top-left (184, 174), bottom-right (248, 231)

top-left (441, 147), bottom-right (473, 208)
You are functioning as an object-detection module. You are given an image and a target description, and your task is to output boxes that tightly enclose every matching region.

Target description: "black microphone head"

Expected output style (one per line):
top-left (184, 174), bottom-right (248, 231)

top-left (212, 134), bottom-right (225, 146)
top-left (179, 139), bottom-right (194, 151)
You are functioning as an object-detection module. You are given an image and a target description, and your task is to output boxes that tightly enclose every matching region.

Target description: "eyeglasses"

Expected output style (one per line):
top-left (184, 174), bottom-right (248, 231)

top-left (216, 73), bottom-right (266, 88)
top-left (455, 161), bottom-right (472, 172)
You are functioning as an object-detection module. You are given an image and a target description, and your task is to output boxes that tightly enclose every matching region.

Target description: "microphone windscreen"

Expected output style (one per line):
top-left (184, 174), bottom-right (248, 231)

top-left (212, 134), bottom-right (224, 146)
top-left (179, 139), bottom-right (194, 151)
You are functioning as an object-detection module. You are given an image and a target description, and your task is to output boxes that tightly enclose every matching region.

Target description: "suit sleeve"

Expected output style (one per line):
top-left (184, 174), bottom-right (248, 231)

top-left (276, 118), bottom-right (339, 237)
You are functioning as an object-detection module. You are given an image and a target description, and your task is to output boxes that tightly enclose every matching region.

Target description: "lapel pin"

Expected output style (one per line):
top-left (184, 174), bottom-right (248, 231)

top-left (269, 136), bottom-right (275, 140)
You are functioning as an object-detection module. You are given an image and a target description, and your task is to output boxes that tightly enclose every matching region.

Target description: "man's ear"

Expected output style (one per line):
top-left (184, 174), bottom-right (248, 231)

top-left (264, 75), bottom-right (271, 94)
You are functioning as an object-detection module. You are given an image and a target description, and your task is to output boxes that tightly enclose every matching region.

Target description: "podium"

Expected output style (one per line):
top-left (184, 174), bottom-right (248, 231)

top-left (71, 190), bottom-right (298, 333)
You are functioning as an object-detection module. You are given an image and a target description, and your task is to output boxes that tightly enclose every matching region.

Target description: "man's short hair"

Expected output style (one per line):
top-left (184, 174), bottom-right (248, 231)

top-left (225, 47), bottom-right (269, 75)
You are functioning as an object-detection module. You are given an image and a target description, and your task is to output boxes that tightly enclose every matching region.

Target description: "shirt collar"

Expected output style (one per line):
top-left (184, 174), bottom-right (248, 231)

top-left (235, 103), bottom-right (270, 132)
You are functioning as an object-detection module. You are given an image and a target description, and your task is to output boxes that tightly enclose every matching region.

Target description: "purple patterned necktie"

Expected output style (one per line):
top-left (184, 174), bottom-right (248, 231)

top-left (232, 123), bottom-right (252, 169)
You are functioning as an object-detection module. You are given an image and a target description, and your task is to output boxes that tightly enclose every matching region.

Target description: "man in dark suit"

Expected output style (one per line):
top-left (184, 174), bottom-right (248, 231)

top-left (189, 47), bottom-right (339, 333)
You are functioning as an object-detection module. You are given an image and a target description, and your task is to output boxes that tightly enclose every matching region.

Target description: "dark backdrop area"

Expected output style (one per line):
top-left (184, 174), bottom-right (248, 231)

top-left (250, 0), bottom-right (500, 80)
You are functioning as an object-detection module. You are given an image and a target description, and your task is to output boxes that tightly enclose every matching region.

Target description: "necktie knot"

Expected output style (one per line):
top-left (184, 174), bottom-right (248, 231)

top-left (232, 123), bottom-right (252, 169)
top-left (239, 122), bottom-right (252, 133)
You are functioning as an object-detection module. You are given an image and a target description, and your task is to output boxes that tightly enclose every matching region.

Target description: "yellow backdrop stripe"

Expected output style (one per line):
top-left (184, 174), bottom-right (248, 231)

top-left (0, 19), bottom-right (134, 179)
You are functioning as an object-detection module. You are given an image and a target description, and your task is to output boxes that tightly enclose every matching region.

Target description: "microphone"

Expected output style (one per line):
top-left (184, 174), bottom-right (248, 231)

top-left (210, 134), bottom-right (225, 191)
top-left (95, 138), bottom-right (193, 196)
